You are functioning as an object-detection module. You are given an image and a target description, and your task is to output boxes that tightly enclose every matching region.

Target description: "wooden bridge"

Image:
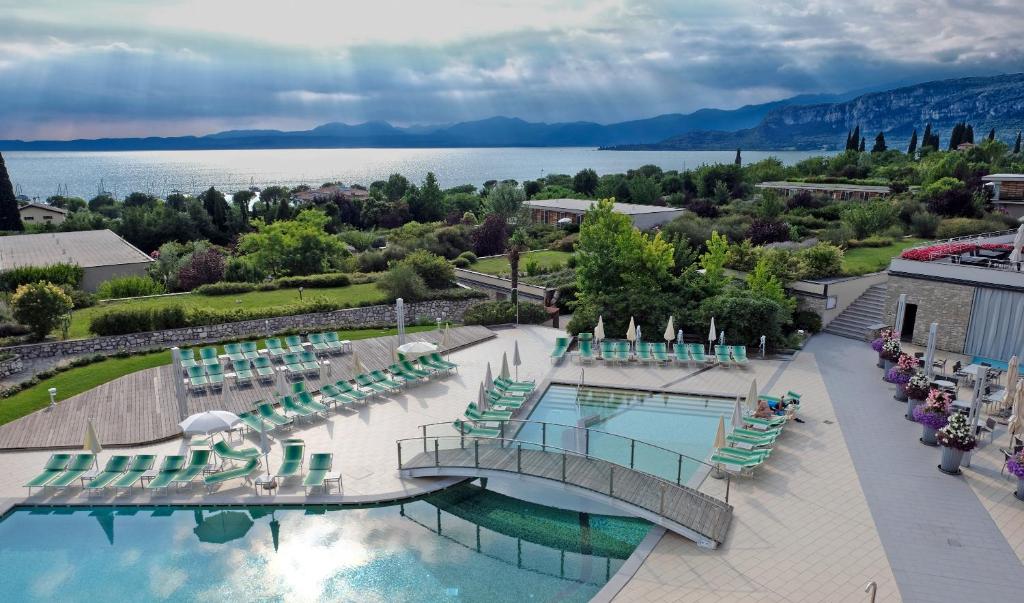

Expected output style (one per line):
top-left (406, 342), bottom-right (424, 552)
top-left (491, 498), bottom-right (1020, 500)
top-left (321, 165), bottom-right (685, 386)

top-left (397, 432), bottom-right (733, 549)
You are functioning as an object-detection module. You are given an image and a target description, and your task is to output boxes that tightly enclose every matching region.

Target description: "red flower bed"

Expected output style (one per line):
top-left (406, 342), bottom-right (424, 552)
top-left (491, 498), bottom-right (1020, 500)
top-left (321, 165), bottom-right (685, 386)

top-left (900, 242), bottom-right (1013, 262)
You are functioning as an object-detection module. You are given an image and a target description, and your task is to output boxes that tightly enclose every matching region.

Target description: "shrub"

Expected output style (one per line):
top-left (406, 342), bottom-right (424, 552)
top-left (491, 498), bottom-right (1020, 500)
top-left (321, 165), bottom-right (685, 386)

top-left (843, 200), bottom-right (898, 239)
top-left (745, 219), bottom-right (790, 245)
top-left (463, 301), bottom-right (548, 325)
top-left (821, 222), bottom-right (855, 247)
top-left (0, 263), bottom-right (84, 291)
top-left (699, 290), bottom-right (788, 348)
top-left (846, 236), bottom-right (893, 248)
top-left (194, 281), bottom-right (259, 296)
top-left (11, 282), bottom-right (74, 340)
top-left (176, 248), bottom-right (225, 291)
top-left (920, 177), bottom-right (978, 217)
top-left (936, 218), bottom-right (996, 239)
top-left (457, 251), bottom-right (478, 264)
top-left (223, 257), bottom-right (267, 283)
top-left (65, 288), bottom-right (97, 309)
top-left (472, 214), bottom-right (508, 256)
top-left (452, 257), bottom-right (471, 268)
top-left (549, 233), bottom-right (578, 252)
top-left (357, 251), bottom-right (388, 273)
top-left (274, 273), bottom-right (350, 289)
top-left (376, 263), bottom-right (428, 301)
top-left (399, 250), bottom-right (455, 289)
top-left (97, 275), bottom-right (166, 299)
top-left (797, 243), bottom-right (844, 279)
top-left (792, 309), bottom-right (823, 333)
top-left (909, 212), bottom-right (941, 238)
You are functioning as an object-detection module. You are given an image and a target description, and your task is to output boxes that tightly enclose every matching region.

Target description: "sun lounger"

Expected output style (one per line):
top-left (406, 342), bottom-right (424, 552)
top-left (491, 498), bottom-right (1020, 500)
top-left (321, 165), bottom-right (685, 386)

top-left (238, 410), bottom-right (275, 433)
top-left (186, 365), bottom-right (209, 392)
top-left (144, 455), bottom-right (187, 491)
top-left (651, 342), bottom-right (670, 363)
top-left (452, 419), bottom-right (501, 437)
top-left (252, 356), bottom-right (275, 382)
top-left (710, 453), bottom-right (764, 475)
top-left (179, 348), bottom-right (199, 370)
top-left (46, 453), bottom-right (98, 490)
top-left (206, 363), bottom-right (226, 389)
top-left (714, 345), bottom-right (732, 366)
top-left (743, 415), bottom-right (787, 430)
top-left (727, 432), bottom-right (777, 449)
top-left (224, 343), bottom-right (245, 362)
top-left (212, 440), bottom-right (261, 465)
top-left (578, 337), bottom-right (594, 363)
top-left (323, 332), bottom-right (351, 353)
top-left (673, 343), bottom-right (688, 364)
top-left (687, 344), bottom-right (709, 364)
top-left (241, 341), bottom-right (261, 360)
top-left (465, 402), bottom-right (512, 422)
top-left (231, 360), bottom-right (254, 385)
top-left (319, 383), bottom-right (356, 407)
top-left (24, 453), bottom-right (73, 492)
top-left (599, 340), bottom-right (614, 361)
top-left (299, 351), bottom-right (320, 374)
top-left (334, 380), bottom-right (371, 402)
top-left (400, 359), bottom-right (432, 379)
top-left (486, 389), bottom-right (526, 409)
top-left (280, 394), bottom-right (318, 419)
top-left (276, 439), bottom-right (305, 480)
top-left (731, 345), bottom-right (749, 367)
top-left (303, 453), bottom-right (341, 494)
top-left (256, 401), bottom-right (294, 427)
top-left (354, 373), bottom-right (390, 395)
top-left (423, 352), bottom-right (457, 372)
top-left (636, 341), bottom-right (653, 364)
top-left (281, 353), bottom-right (305, 377)
top-left (296, 391), bottom-right (330, 414)
top-left (285, 335), bottom-right (306, 353)
top-left (204, 457), bottom-right (260, 492)
top-left (199, 346), bottom-right (220, 367)
top-left (110, 455), bottom-right (156, 492)
top-left (83, 455), bottom-right (133, 492)
top-left (170, 449), bottom-right (213, 488)
top-left (551, 336), bottom-right (571, 363)
top-left (308, 332), bottom-right (331, 354)
top-left (265, 337), bottom-right (288, 359)
top-left (735, 426), bottom-right (782, 439)
top-left (494, 376), bottom-right (533, 393)
top-left (717, 446), bottom-right (770, 460)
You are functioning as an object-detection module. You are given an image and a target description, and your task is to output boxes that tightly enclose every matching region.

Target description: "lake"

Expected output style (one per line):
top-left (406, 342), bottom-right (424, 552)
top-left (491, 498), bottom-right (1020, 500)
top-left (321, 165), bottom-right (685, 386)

top-left (3, 147), bottom-right (829, 200)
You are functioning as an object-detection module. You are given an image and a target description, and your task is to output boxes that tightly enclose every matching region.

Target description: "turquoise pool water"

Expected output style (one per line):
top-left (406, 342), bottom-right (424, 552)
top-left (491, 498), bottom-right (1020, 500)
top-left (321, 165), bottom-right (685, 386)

top-left (0, 484), bottom-right (649, 602)
top-left (519, 384), bottom-right (735, 484)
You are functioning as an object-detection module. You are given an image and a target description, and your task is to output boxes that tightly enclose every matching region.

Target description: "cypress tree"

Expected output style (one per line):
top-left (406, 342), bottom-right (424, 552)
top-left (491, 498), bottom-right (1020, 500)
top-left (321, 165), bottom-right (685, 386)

top-left (845, 130), bottom-right (853, 151)
top-left (988, 127), bottom-right (996, 142)
top-left (1014, 131), bottom-right (1021, 154)
top-left (851, 125), bottom-right (861, 151)
top-left (734, 149), bottom-right (742, 165)
top-left (907, 129), bottom-right (918, 155)
top-left (922, 124), bottom-right (933, 150)
top-left (948, 123), bottom-right (962, 150)
top-left (858, 137), bottom-right (865, 152)
top-left (871, 132), bottom-right (887, 153)
top-left (965, 124), bottom-right (974, 144)
top-left (0, 152), bottom-right (23, 231)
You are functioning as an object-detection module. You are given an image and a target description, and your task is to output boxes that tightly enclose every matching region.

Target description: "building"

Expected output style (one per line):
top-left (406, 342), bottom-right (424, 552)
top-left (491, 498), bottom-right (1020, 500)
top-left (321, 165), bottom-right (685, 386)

top-left (884, 229), bottom-right (1023, 359)
top-left (755, 181), bottom-right (893, 200)
top-left (0, 229), bottom-right (154, 291)
top-left (983, 174), bottom-right (1024, 219)
top-left (525, 199), bottom-right (685, 230)
top-left (291, 185), bottom-right (370, 204)
top-left (18, 203), bottom-right (68, 225)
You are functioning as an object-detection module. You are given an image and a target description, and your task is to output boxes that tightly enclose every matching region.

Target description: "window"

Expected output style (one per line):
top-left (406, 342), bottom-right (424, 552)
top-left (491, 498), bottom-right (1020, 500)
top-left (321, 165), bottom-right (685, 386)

top-left (23, 216), bottom-right (33, 221)
top-left (43, 216), bottom-right (52, 221)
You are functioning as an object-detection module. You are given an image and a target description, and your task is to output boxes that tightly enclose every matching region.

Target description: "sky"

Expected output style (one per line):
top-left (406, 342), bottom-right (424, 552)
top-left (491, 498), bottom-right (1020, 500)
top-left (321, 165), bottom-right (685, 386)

top-left (0, 0), bottom-right (1022, 140)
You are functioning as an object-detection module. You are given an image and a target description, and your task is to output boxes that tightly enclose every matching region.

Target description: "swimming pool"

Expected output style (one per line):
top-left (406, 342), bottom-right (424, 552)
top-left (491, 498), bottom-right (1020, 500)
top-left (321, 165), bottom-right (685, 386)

top-left (518, 384), bottom-right (735, 484)
top-left (0, 484), bottom-right (650, 602)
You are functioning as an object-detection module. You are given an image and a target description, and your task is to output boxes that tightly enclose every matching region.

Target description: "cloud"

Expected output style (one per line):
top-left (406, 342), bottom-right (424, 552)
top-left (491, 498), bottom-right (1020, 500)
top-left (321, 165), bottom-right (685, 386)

top-left (0, 0), bottom-right (1021, 138)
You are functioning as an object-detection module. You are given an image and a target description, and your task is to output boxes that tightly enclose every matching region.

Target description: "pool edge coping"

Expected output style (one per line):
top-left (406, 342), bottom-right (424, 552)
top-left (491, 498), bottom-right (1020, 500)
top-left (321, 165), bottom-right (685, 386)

top-left (590, 526), bottom-right (667, 603)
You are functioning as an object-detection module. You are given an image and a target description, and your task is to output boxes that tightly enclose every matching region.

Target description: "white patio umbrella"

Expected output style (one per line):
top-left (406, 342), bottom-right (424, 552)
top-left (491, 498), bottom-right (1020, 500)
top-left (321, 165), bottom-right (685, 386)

top-left (746, 379), bottom-right (759, 413)
top-left (713, 416), bottom-right (726, 450)
top-left (352, 351), bottom-right (366, 375)
top-left (179, 411), bottom-right (241, 436)
top-left (83, 419), bottom-right (102, 468)
top-left (275, 367), bottom-right (287, 397)
top-left (513, 340), bottom-right (522, 380)
top-left (478, 382), bottom-right (489, 412)
top-left (395, 297), bottom-right (406, 346)
top-left (708, 317), bottom-right (717, 353)
top-left (441, 324), bottom-right (451, 351)
top-left (663, 317), bottom-right (675, 345)
top-left (1009, 223), bottom-right (1024, 264)
top-left (1007, 380), bottom-right (1023, 447)
top-left (625, 316), bottom-right (636, 349)
top-left (731, 397), bottom-right (744, 428)
top-left (500, 352), bottom-right (511, 380)
top-left (594, 316), bottom-right (605, 342)
top-left (397, 341), bottom-right (438, 359)
top-left (484, 363), bottom-right (494, 392)
top-left (924, 322), bottom-right (938, 378)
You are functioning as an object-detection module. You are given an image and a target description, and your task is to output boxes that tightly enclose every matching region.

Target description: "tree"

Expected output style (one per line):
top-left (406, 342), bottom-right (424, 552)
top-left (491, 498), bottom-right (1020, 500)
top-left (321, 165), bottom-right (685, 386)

top-left (11, 281), bottom-right (73, 340)
top-left (734, 149), bottom-right (742, 165)
top-left (237, 210), bottom-right (347, 276)
top-left (506, 229), bottom-right (528, 304)
top-left (988, 128), bottom-right (996, 142)
top-left (399, 250), bottom-right (455, 289)
top-left (377, 262), bottom-right (427, 301)
top-left (847, 125), bottom-right (861, 151)
top-left (628, 175), bottom-right (662, 205)
top-left (175, 247), bottom-right (225, 291)
top-left (0, 152), bottom-right (22, 231)
top-left (907, 129), bottom-right (918, 155)
top-left (485, 182), bottom-right (527, 223)
top-left (472, 214), bottom-right (508, 256)
top-left (858, 137), bottom-right (865, 152)
top-left (383, 173), bottom-right (410, 202)
top-left (408, 172), bottom-right (445, 223)
top-left (572, 168), bottom-right (599, 196)
top-left (699, 231), bottom-right (729, 292)
top-left (922, 123), bottom-right (939, 151)
top-left (1015, 131), bottom-right (1022, 154)
top-left (123, 192), bottom-right (158, 208)
top-left (965, 124), bottom-right (974, 144)
top-left (747, 256), bottom-right (796, 315)
top-left (274, 196), bottom-right (292, 222)
top-left (199, 186), bottom-right (230, 233)
top-left (871, 132), bottom-right (887, 153)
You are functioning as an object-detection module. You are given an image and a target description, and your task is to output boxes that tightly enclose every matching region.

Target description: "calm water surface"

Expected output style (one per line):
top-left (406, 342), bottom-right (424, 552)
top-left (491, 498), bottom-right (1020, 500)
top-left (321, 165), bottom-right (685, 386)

top-left (5, 147), bottom-right (828, 200)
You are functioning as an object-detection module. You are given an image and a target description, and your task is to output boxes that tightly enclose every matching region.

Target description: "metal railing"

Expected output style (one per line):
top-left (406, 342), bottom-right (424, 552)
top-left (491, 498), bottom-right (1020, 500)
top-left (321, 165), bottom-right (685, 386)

top-left (409, 419), bottom-right (728, 500)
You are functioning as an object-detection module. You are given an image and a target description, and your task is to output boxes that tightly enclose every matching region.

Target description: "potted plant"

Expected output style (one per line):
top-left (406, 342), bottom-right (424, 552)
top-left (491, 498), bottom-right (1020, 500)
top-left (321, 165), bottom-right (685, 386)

top-left (912, 389), bottom-right (951, 446)
top-left (885, 353), bottom-right (919, 401)
top-left (871, 329), bottom-right (892, 368)
top-left (935, 411), bottom-right (976, 474)
top-left (904, 373), bottom-right (931, 420)
top-left (1006, 450), bottom-right (1024, 501)
top-left (880, 334), bottom-right (901, 373)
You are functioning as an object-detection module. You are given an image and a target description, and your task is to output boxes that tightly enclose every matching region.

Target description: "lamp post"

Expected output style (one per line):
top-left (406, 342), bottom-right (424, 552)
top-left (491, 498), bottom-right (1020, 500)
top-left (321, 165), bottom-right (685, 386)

top-left (48, 387), bottom-right (57, 411)
top-left (298, 286), bottom-right (304, 301)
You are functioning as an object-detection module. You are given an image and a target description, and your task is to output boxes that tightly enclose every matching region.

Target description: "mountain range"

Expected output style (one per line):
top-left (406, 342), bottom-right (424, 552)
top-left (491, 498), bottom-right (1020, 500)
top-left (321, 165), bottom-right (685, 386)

top-left (1, 74), bottom-right (1021, 151)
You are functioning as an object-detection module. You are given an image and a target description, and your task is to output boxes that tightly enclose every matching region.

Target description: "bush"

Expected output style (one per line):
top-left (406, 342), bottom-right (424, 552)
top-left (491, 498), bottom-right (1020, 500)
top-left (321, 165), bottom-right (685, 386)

top-left (797, 243), bottom-right (844, 279)
top-left (463, 301), bottom-right (549, 325)
top-left (846, 236), bottom-right (893, 248)
top-left (65, 288), bottom-right (97, 309)
top-left (0, 322), bottom-right (31, 337)
top-left (921, 177), bottom-right (978, 217)
top-left (357, 251), bottom-right (388, 273)
top-left (274, 273), bottom-right (351, 289)
top-left (376, 263), bottom-right (428, 301)
top-left (457, 251), bottom-right (478, 264)
top-left (821, 222), bottom-right (855, 247)
top-left (452, 257), bottom-right (471, 268)
top-left (11, 282), bottom-right (74, 340)
top-left (700, 290), bottom-right (788, 349)
top-left (936, 217), bottom-right (999, 239)
top-left (549, 233), bottom-right (578, 252)
top-left (176, 248), bottom-right (225, 291)
top-left (0, 263), bottom-right (84, 291)
top-left (909, 212), bottom-right (941, 238)
top-left (89, 305), bottom-right (188, 335)
top-left (223, 257), bottom-right (267, 283)
top-left (843, 201), bottom-right (898, 239)
top-left (97, 275), bottom-right (166, 299)
top-left (194, 281), bottom-right (259, 296)
top-left (792, 309), bottom-right (823, 333)
top-left (399, 250), bottom-right (455, 289)
top-left (746, 219), bottom-right (789, 245)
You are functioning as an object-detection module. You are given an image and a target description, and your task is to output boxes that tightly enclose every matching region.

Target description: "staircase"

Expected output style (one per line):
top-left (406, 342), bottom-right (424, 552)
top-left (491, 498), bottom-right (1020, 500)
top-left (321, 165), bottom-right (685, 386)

top-left (824, 284), bottom-right (887, 340)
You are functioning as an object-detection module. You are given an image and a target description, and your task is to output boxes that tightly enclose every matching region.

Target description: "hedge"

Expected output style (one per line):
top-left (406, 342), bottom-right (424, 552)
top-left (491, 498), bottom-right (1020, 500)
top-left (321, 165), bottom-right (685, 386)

top-left (0, 263), bottom-right (84, 292)
top-left (463, 301), bottom-right (548, 325)
top-left (194, 272), bottom-right (352, 296)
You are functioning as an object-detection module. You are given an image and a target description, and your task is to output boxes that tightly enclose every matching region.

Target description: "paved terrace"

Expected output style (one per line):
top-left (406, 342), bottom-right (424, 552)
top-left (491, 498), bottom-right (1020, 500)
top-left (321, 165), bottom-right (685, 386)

top-left (0, 326), bottom-right (1021, 601)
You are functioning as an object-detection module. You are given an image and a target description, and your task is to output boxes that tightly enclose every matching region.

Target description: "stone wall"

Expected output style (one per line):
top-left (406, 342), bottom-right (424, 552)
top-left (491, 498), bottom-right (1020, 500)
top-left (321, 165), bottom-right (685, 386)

top-left (0, 355), bottom-right (23, 379)
top-left (885, 275), bottom-right (975, 352)
top-left (0, 298), bottom-right (480, 362)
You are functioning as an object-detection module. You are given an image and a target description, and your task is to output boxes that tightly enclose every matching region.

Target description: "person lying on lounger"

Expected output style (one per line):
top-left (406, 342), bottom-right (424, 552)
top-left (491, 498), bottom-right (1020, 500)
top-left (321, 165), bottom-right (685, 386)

top-left (754, 400), bottom-right (775, 419)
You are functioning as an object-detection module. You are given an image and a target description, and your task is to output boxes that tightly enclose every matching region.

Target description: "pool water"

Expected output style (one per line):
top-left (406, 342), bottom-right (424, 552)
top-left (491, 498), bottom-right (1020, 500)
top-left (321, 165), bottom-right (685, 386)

top-left (519, 385), bottom-right (735, 484)
top-left (0, 484), bottom-right (650, 602)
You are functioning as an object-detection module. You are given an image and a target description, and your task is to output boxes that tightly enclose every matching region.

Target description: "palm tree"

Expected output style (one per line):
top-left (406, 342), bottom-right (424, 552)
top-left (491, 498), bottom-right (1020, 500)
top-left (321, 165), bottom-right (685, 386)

top-left (506, 229), bottom-right (529, 304)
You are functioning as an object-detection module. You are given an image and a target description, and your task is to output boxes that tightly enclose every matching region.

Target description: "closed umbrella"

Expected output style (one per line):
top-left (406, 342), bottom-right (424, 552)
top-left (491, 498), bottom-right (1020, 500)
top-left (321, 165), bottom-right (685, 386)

top-left (924, 322), bottom-right (938, 378)
top-left (731, 398), bottom-right (744, 428)
top-left (1007, 380), bottom-right (1023, 447)
top-left (441, 324), bottom-right (451, 351)
top-left (625, 317), bottom-right (636, 349)
top-left (1009, 224), bottom-right (1024, 264)
top-left (708, 317), bottom-right (717, 353)
top-left (663, 317), bottom-right (675, 345)
top-left (275, 367), bottom-right (287, 397)
top-left (513, 340), bottom-right (522, 380)
top-left (179, 411), bottom-right (241, 436)
top-left (484, 363), bottom-right (494, 393)
top-left (1004, 355), bottom-right (1019, 410)
top-left (713, 416), bottom-right (726, 450)
top-left (594, 316), bottom-right (605, 342)
top-left (352, 352), bottom-right (366, 375)
top-left (478, 382), bottom-right (488, 412)
top-left (500, 352), bottom-right (511, 381)
top-left (222, 381), bottom-right (235, 406)
top-left (193, 511), bottom-right (253, 544)
top-left (746, 379), bottom-right (759, 413)
top-left (83, 419), bottom-right (102, 469)
top-left (259, 417), bottom-right (272, 481)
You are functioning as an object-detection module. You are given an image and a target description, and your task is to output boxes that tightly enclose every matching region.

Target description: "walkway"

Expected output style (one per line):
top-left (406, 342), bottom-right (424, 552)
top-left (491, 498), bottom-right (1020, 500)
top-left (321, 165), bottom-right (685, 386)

top-left (812, 334), bottom-right (1024, 601)
top-left (0, 326), bottom-right (494, 449)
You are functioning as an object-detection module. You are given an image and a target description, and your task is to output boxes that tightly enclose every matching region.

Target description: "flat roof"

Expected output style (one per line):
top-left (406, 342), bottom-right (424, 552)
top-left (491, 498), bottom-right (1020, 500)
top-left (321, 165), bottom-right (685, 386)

top-left (525, 198), bottom-right (685, 215)
top-left (755, 181), bottom-right (891, 193)
top-left (983, 174), bottom-right (1024, 182)
top-left (0, 229), bottom-right (154, 270)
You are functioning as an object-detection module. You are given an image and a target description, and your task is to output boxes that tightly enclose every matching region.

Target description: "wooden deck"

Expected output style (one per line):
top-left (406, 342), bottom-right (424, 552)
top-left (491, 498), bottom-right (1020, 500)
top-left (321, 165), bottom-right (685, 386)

top-left (0, 326), bottom-right (494, 450)
top-left (399, 443), bottom-right (733, 548)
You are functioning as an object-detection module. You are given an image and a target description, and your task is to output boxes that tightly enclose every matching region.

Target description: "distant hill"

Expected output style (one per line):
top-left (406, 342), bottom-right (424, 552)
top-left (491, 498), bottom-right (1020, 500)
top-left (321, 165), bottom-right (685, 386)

top-left (0, 90), bottom-right (865, 151)
top-left (607, 73), bottom-right (1024, 151)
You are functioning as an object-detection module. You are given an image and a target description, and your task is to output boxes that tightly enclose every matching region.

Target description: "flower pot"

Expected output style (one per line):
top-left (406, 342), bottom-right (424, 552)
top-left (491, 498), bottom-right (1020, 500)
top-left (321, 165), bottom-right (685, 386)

top-left (1016, 477), bottom-right (1024, 501)
top-left (894, 384), bottom-right (908, 402)
top-left (876, 353), bottom-right (884, 369)
top-left (883, 359), bottom-right (894, 372)
top-left (906, 398), bottom-right (925, 421)
top-left (938, 446), bottom-right (964, 474)
top-left (920, 425), bottom-right (938, 446)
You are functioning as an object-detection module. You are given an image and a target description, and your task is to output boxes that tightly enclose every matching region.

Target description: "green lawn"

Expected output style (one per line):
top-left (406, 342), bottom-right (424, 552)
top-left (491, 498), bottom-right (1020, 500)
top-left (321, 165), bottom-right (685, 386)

top-left (66, 282), bottom-right (388, 339)
top-left (471, 250), bottom-right (572, 276)
top-left (0, 324), bottom-right (437, 427)
top-left (842, 238), bottom-right (926, 275)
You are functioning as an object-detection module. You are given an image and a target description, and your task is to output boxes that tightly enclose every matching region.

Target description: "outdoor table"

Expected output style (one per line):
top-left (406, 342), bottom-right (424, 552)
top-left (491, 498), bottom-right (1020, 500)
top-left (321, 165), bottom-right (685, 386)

top-left (951, 399), bottom-right (972, 414)
top-left (255, 477), bottom-right (278, 496)
top-left (932, 379), bottom-right (957, 391)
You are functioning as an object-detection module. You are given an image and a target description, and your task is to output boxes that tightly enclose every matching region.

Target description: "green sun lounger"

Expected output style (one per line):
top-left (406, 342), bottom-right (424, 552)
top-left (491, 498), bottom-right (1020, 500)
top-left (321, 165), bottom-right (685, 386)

top-left (212, 440), bottom-right (261, 464)
top-left (256, 401), bottom-right (293, 427)
top-left (710, 453), bottom-right (764, 474)
top-left (334, 380), bottom-right (371, 402)
top-left (231, 360), bottom-right (254, 385)
top-left (735, 426), bottom-right (782, 439)
top-left (186, 365), bottom-right (209, 391)
top-left (83, 455), bottom-right (133, 491)
top-left (616, 340), bottom-right (631, 362)
top-left (204, 457), bottom-right (260, 492)
top-left (495, 376), bottom-right (533, 393)
top-left (144, 456), bottom-right (187, 491)
top-left (320, 384), bottom-right (356, 407)
top-left (744, 415), bottom-right (787, 429)
top-left (717, 446), bottom-right (770, 460)
top-left (46, 453), bottom-right (97, 490)
top-left (179, 348), bottom-right (199, 370)
top-left (285, 335), bottom-right (306, 353)
top-left (486, 390), bottom-right (525, 408)
top-left (303, 453), bottom-right (340, 494)
top-left (224, 343), bottom-right (245, 362)
top-left (578, 338), bottom-right (594, 363)
top-left (252, 356), bottom-right (275, 382)
top-left (427, 352), bottom-right (457, 371)
top-left (170, 449), bottom-right (213, 487)
top-left (276, 439), bottom-right (306, 480)
top-left (731, 345), bottom-right (749, 366)
top-left (452, 419), bottom-right (500, 437)
top-left (299, 351), bottom-right (320, 374)
top-left (308, 332), bottom-right (331, 353)
top-left (400, 360), bottom-right (432, 379)
top-left (206, 363), bottom-right (226, 388)
top-left (24, 453), bottom-right (73, 492)
top-left (324, 332), bottom-right (350, 352)
top-left (241, 341), bottom-right (261, 360)
top-left (281, 353), bottom-right (305, 376)
top-left (600, 340), bottom-right (614, 361)
top-left (714, 345), bottom-right (732, 366)
top-left (354, 373), bottom-right (389, 394)
top-left (551, 336), bottom-right (571, 363)
top-left (687, 344), bottom-right (709, 364)
top-left (726, 432), bottom-right (776, 448)
top-left (280, 394), bottom-right (317, 419)
top-left (386, 364), bottom-right (418, 384)
top-left (370, 368), bottom-right (405, 389)
top-left (265, 338), bottom-right (288, 359)
top-left (199, 346), bottom-right (220, 367)
top-left (651, 342), bottom-right (670, 363)
top-left (674, 344), bottom-right (688, 364)
top-left (238, 411), bottom-right (274, 433)
top-left (297, 391), bottom-right (330, 413)
top-left (636, 341), bottom-right (653, 363)
top-left (110, 455), bottom-right (156, 492)
top-left (465, 402), bottom-right (512, 422)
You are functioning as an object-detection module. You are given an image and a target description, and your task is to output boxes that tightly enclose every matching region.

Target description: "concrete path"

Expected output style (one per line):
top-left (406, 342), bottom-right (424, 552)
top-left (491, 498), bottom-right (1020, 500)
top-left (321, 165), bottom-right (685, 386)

top-left (812, 334), bottom-right (1024, 601)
